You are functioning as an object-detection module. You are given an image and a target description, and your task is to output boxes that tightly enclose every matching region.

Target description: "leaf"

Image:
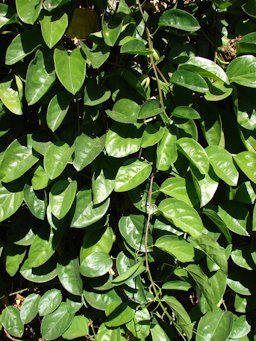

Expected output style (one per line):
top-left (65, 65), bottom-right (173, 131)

top-left (119, 214), bottom-right (153, 252)
top-left (54, 47), bottom-right (86, 95)
top-left (5, 243), bottom-right (26, 276)
top-left (0, 78), bottom-right (22, 115)
top-left (231, 249), bottom-right (253, 270)
top-left (2, 306), bottom-right (24, 338)
top-left (112, 261), bottom-right (145, 285)
top-left (49, 179), bottom-right (77, 219)
top-left (32, 164), bottom-right (49, 190)
top-left (114, 158), bottom-right (152, 192)
top-left (172, 106), bottom-right (200, 119)
top-left (155, 235), bottom-right (195, 262)
top-left (196, 307), bottom-right (233, 341)
top-left (126, 307), bottom-right (151, 340)
top-left (227, 55), bottom-right (256, 88)
top-left (191, 234), bottom-right (228, 273)
top-left (229, 315), bottom-right (251, 339)
top-left (162, 281), bottom-right (191, 291)
top-left (0, 4), bottom-right (16, 29)
top-left (46, 91), bottom-right (71, 132)
top-left (71, 188), bottom-right (110, 228)
top-left (177, 137), bottom-right (209, 174)
top-left (234, 151), bottom-right (256, 183)
top-left (105, 302), bottom-right (134, 327)
top-left (163, 296), bottom-right (194, 340)
top-left (242, 0), bottom-right (256, 18)
top-left (20, 257), bottom-right (57, 283)
top-left (0, 137), bottom-right (39, 182)
top-left (138, 99), bottom-right (162, 119)
top-left (81, 40), bottom-right (110, 69)
top-left (105, 122), bottom-right (143, 158)
top-left (39, 289), bottom-right (62, 316)
top-left (106, 99), bottom-right (140, 123)
top-left (180, 57), bottom-right (229, 83)
top-left (80, 252), bottom-right (112, 277)
top-left (20, 293), bottom-right (40, 324)
top-left (120, 39), bottom-right (149, 55)
top-left (158, 198), bottom-right (205, 237)
top-left (206, 146), bottom-right (239, 186)
top-left (25, 49), bottom-right (56, 105)
top-left (57, 256), bottom-right (83, 295)
top-left (171, 70), bottom-right (209, 93)
top-left (62, 315), bottom-right (89, 340)
top-left (44, 142), bottom-right (74, 180)
top-left (0, 184), bottom-right (24, 222)
top-left (74, 134), bottom-right (105, 171)
top-left (24, 184), bottom-right (46, 220)
top-left (16, 0), bottom-right (41, 24)
top-left (159, 8), bottom-right (200, 32)
top-left (5, 29), bottom-right (42, 65)
top-left (41, 303), bottom-right (74, 340)
top-left (204, 80), bottom-right (233, 101)
top-left (150, 320), bottom-right (171, 341)
top-left (84, 77), bottom-right (111, 106)
top-left (44, 0), bottom-right (70, 11)
top-left (156, 129), bottom-right (177, 171)
top-left (103, 16), bottom-right (123, 46)
top-left (40, 10), bottom-right (68, 49)
top-left (83, 288), bottom-right (122, 311)
top-left (227, 278), bottom-right (251, 296)
top-left (237, 32), bottom-right (256, 55)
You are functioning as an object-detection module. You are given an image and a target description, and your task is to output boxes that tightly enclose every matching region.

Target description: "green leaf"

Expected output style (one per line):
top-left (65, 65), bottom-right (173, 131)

top-left (71, 188), bottom-right (110, 228)
top-left (180, 57), bottom-right (229, 83)
top-left (0, 184), bottom-right (23, 222)
top-left (74, 134), bottom-right (105, 171)
top-left (112, 261), bottom-right (145, 285)
top-left (172, 106), bottom-right (200, 119)
top-left (49, 179), bottom-right (77, 219)
top-left (62, 315), bottom-right (89, 339)
top-left (158, 198), bottom-right (205, 237)
top-left (191, 234), bottom-right (228, 273)
top-left (105, 122), bottom-right (143, 158)
top-left (46, 91), bottom-right (71, 132)
top-left (84, 77), bottom-right (111, 106)
top-left (231, 249), bottom-right (253, 270)
top-left (141, 122), bottom-right (165, 148)
top-left (155, 235), bottom-right (194, 262)
top-left (2, 306), bottom-right (24, 338)
top-left (83, 288), bottom-right (122, 311)
top-left (196, 307), bottom-right (233, 341)
top-left (0, 78), bottom-right (22, 115)
top-left (120, 39), bottom-right (149, 56)
top-left (227, 278), bottom-right (251, 296)
top-left (97, 324), bottom-right (122, 341)
top-left (24, 184), bottom-right (46, 220)
top-left (54, 47), bottom-right (86, 95)
top-left (40, 10), bottom-right (68, 49)
top-left (44, 142), bottom-right (74, 180)
top-left (0, 137), bottom-right (39, 182)
top-left (177, 137), bottom-right (209, 174)
top-left (163, 296), bottom-right (193, 340)
top-left (81, 40), bottom-right (110, 69)
top-left (243, 0), bottom-right (256, 18)
top-left (171, 70), bottom-right (209, 93)
top-left (80, 252), bottom-right (112, 277)
top-left (106, 99), bottom-right (140, 123)
top-left (204, 80), bottom-right (233, 101)
top-left (16, 0), bottom-right (41, 24)
top-left (126, 307), bottom-right (151, 340)
top-left (151, 320), bottom-right (171, 341)
top-left (44, 0), bottom-right (70, 11)
top-left (237, 32), bottom-right (256, 55)
top-left (162, 280), bottom-right (191, 291)
top-left (115, 158), bottom-right (152, 192)
top-left (156, 128), bottom-right (177, 171)
top-left (20, 257), bottom-right (57, 283)
top-left (119, 214), bottom-right (153, 252)
top-left (32, 164), bottom-right (49, 190)
top-left (234, 151), bottom-right (256, 183)
top-left (206, 146), bottom-right (239, 186)
top-left (0, 4), bottom-right (16, 29)
top-left (227, 55), bottom-right (256, 88)
top-left (41, 303), bottom-right (74, 340)
top-left (103, 16), bottom-right (123, 46)
top-left (25, 49), bottom-right (56, 105)
top-left (229, 315), bottom-right (251, 339)
top-left (39, 289), bottom-right (62, 316)
top-left (159, 8), bottom-right (200, 32)
top-left (105, 302), bottom-right (134, 327)
top-left (20, 293), bottom-right (40, 324)
top-left (5, 29), bottom-right (42, 65)
top-left (138, 99), bottom-right (162, 119)
top-left (57, 256), bottom-right (83, 295)
top-left (5, 243), bottom-right (26, 276)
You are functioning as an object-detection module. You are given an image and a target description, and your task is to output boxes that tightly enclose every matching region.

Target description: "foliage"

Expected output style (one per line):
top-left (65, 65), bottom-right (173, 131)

top-left (0, 0), bottom-right (256, 340)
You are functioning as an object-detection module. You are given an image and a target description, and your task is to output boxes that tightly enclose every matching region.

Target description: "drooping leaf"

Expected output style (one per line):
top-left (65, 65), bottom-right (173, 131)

top-left (46, 91), bottom-right (71, 132)
top-left (159, 8), bottom-right (200, 32)
top-left (156, 128), bottom-right (177, 171)
top-left (0, 78), bottom-right (22, 115)
top-left (171, 70), bottom-right (209, 93)
top-left (234, 151), bottom-right (256, 183)
top-left (0, 183), bottom-right (24, 222)
top-left (24, 184), bottom-right (46, 220)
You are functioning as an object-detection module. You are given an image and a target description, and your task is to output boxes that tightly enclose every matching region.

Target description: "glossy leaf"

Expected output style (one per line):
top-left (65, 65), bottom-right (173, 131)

top-left (46, 91), bottom-right (71, 132)
top-left (155, 235), bottom-right (195, 262)
top-left (120, 39), bottom-right (149, 55)
top-left (40, 10), bottom-right (68, 48)
top-left (49, 179), bottom-right (77, 219)
top-left (16, 0), bottom-right (41, 24)
top-left (83, 288), bottom-right (122, 311)
top-left (196, 308), bottom-right (233, 341)
top-left (156, 128), bottom-right (177, 171)
top-left (5, 243), bottom-right (26, 276)
top-left (171, 70), bottom-right (209, 93)
top-left (71, 188), bottom-right (110, 228)
top-left (39, 289), bottom-right (62, 316)
top-left (32, 164), bottom-right (49, 190)
top-left (105, 302), bottom-right (134, 327)
top-left (41, 303), bottom-right (74, 340)
top-left (114, 158), bottom-right (152, 192)
top-left (20, 293), bottom-right (40, 324)
top-left (237, 32), bottom-right (256, 54)
top-left (57, 256), bottom-right (83, 295)
top-left (172, 106), bottom-right (200, 119)
top-left (84, 77), bottom-right (111, 106)
top-left (106, 99), bottom-right (140, 123)
top-left (227, 55), bottom-right (256, 88)
top-left (20, 257), bottom-right (57, 283)
top-left (54, 47), bottom-right (86, 95)
top-left (126, 307), bottom-right (151, 340)
top-left (0, 184), bottom-right (23, 222)
top-left (151, 319), bottom-right (171, 341)
top-left (138, 99), bottom-right (162, 119)
top-left (159, 8), bottom-right (200, 32)
top-left (24, 184), bottom-right (46, 220)
top-left (234, 151), bottom-right (256, 183)
top-left (162, 280), bottom-right (191, 291)
top-left (2, 306), bottom-right (24, 338)
top-left (112, 261), bottom-right (145, 285)
top-left (158, 198), bottom-right (205, 237)
top-left (229, 315), bottom-right (251, 339)
top-left (206, 146), bottom-right (239, 186)
top-left (44, 142), bottom-right (74, 180)
top-left (0, 4), bottom-right (15, 28)
top-left (97, 324), bottom-right (122, 341)
top-left (62, 315), bottom-right (89, 339)
top-left (25, 49), bottom-right (56, 105)
top-left (80, 252), bottom-right (112, 277)
top-left (0, 78), bottom-right (22, 115)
